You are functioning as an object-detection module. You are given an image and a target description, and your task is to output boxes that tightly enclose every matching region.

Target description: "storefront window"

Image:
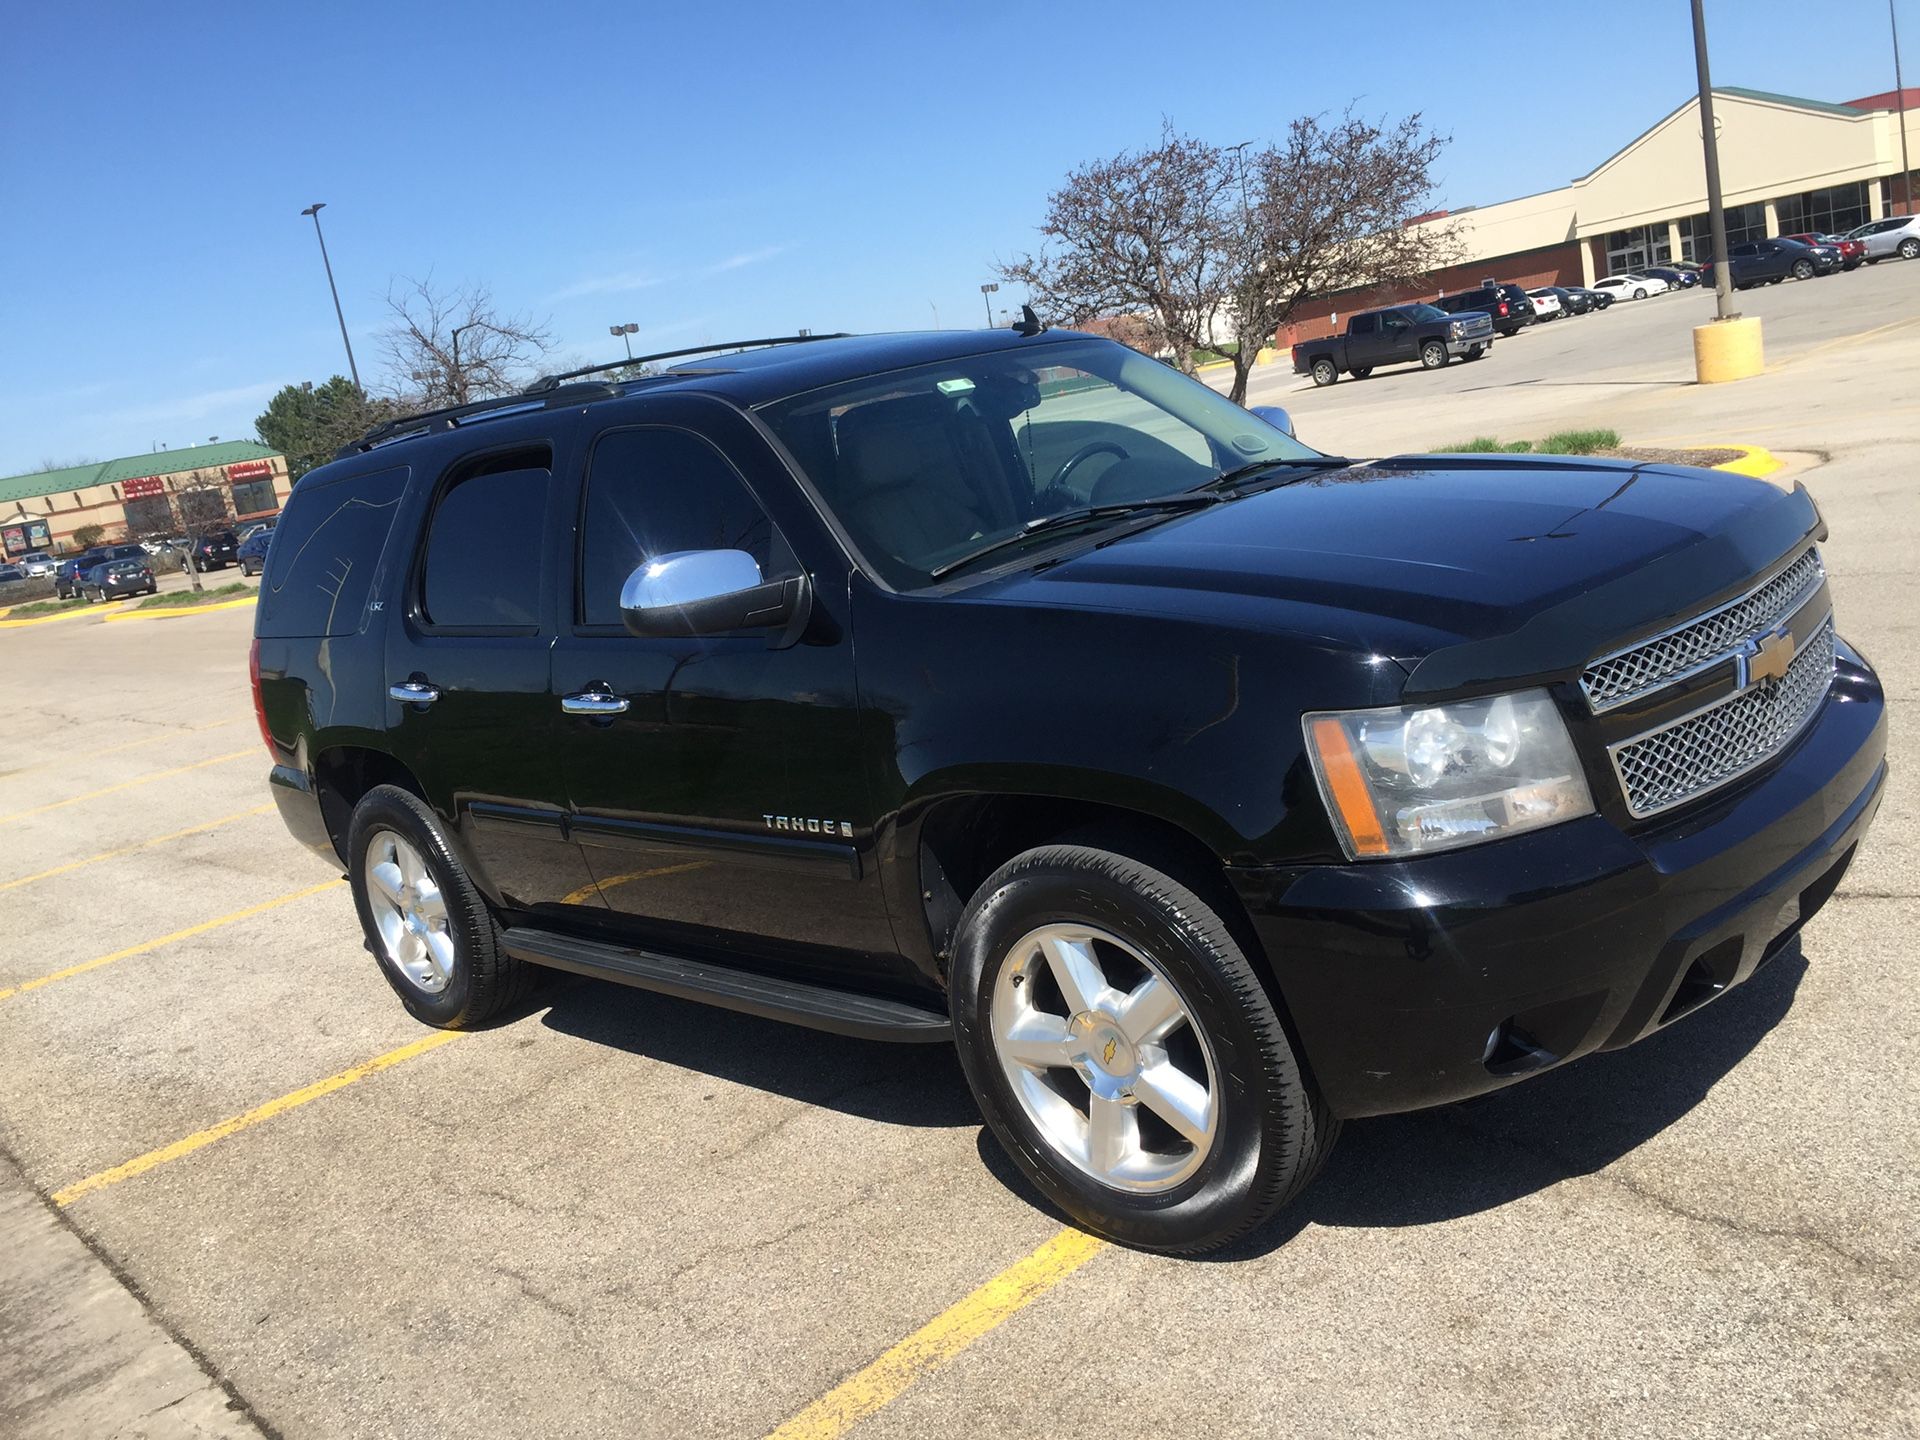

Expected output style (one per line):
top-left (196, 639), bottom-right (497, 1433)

top-left (179, 489), bottom-right (228, 527)
top-left (123, 495), bottom-right (175, 536)
top-left (231, 478), bottom-right (279, 516)
top-left (1774, 182), bottom-right (1869, 237)
top-left (1681, 205), bottom-right (1767, 258)
top-left (1604, 223), bottom-right (1672, 275)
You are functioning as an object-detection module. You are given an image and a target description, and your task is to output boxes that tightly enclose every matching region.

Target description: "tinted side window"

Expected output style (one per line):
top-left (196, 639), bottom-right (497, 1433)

top-left (257, 465), bottom-right (408, 639)
top-left (1350, 313), bottom-right (1378, 334)
top-left (420, 452), bottom-right (550, 630)
top-left (578, 427), bottom-right (794, 629)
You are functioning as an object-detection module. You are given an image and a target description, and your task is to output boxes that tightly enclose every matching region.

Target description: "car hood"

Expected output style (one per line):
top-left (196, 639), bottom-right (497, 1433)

top-left (975, 454), bottom-right (1822, 697)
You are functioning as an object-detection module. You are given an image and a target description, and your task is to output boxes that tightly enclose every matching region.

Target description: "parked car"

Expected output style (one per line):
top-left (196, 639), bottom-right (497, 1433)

top-left (1567, 285), bottom-right (1613, 311)
top-left (1591, 274), bottom-right (1662, 301)
top-left (1786, 232), bottom-right (1865, 270)
top-left (80, 556), bottom-right (158, 602)
top-left (1844, 213), bottom-right (1920, 262)
top-left (1433, 282), bottom-right (1536, 337)
top-left (1290, 302), bottom-right (1493, 385)
top-left (0, 563), bottom-right (25, 585)
top-left (1700, 237), bottom-right (1838, 289)
top-left (54, 543), bottom-right (144, 598)
top-left (184, 529), bottom-right (240, 572)
top-left (1523, 288), bottom-right (1564, 320)
top-left (1541, 285), bottom-right (1592, 315)
top-left (18, 550), bottom-right (57, 577)
top-left (237, 520), bottom-right (276, 543)
top-left (237, 529), bottom-right (274, 576)
top-left (254, 327), bottom-right (1885, 1255)
top-left (1640, 266), bottom-right (1699, 289)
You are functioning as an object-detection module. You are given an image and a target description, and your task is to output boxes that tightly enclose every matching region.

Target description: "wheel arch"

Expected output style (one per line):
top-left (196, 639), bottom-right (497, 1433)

top-left (311, 744), bottom-right (427, 863)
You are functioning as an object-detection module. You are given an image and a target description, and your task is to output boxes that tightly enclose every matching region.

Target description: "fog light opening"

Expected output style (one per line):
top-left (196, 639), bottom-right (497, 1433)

top-left (1482, 1019), bottom-right (1560, 1077)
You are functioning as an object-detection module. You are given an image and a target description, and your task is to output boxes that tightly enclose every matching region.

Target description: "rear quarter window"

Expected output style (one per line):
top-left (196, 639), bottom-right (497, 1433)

top-left (256, 465), bottom-right (409, 638)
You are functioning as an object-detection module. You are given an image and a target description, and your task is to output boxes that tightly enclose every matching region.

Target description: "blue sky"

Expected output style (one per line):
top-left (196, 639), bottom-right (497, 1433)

top-left (0, 0), bottom-right (1907, 474)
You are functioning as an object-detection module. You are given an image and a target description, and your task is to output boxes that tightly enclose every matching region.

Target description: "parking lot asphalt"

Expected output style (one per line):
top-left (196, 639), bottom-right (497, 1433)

top-left (3, 266), bottom-right (1917, 1439)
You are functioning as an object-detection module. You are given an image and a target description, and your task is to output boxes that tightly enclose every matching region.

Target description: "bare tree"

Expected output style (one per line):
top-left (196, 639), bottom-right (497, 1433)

top-left (1002, 113), bottom-right (1458, 403)
top-left (379, 277), bottom-right (554, 407)
top-left (124, 468), bottom-right (232, 594)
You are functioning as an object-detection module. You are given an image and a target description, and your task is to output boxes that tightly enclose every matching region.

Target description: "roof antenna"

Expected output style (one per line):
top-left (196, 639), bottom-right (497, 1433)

top-left (1011, 304), bottom-right (1047, 337)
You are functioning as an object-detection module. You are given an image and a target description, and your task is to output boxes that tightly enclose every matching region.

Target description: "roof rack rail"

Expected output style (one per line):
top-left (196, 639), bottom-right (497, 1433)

top-left (522, 333), bottom-right (850, 393)
top-left (336, 381), bottom-right (625, 457)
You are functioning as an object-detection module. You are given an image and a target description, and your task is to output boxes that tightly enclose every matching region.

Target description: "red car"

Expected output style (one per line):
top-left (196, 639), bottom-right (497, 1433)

top-left (1787, 232), bottom-right (1865, 270)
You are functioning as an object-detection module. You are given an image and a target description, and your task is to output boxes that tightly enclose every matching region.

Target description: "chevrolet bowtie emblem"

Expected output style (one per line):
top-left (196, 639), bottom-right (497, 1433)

top-left (1739, 626), bottom-right (1796, 689)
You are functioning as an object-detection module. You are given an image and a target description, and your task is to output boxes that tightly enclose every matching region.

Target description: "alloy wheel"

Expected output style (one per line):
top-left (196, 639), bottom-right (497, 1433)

top-left (990, 923), bottom-right (1219, 1193)
top-left (363, 829), bottom-right (455, 994)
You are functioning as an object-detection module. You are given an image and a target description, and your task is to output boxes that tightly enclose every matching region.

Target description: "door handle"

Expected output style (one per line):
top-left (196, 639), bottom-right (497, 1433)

top-left (561, 689), bottom-right (630, 716)
top-left (389, 680), bottom-right (440, 706)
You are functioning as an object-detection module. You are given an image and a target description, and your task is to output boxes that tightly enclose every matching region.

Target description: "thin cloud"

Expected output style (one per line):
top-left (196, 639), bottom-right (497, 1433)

top-left (100, 379), bottom-right (288, 428)
top-left (701, 244), bottom-right (788, 275)
top-left (547, 268), bottom-right (669, 302)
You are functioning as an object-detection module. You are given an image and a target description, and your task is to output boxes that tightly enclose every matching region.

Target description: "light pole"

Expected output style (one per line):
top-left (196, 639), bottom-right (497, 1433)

top-left (609, 321), bottom-right (638, 359)
top-left (299, 204), bottom-right (361, 394)
top-left (980, 281), bottom-right (999, 327)
top-left (1688, 0), bottom-right (1762, 380)
top-left (1894, 0), bottom-right (1913, 216)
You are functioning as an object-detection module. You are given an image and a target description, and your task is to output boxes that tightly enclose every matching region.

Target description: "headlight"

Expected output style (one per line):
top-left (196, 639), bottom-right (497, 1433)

top-left (1303, 689), bottom-right (1593, 859)
top-left (1449, 321), bottom-right (1465, 336)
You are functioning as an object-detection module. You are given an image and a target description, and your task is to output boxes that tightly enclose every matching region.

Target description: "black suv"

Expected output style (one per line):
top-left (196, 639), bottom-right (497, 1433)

top-left (1432, 282), bottom-right (1535, 336)
top-left (185, 529), bottom-right (240, 572)
top-left (255, 329), bottom-right (1884, 1254)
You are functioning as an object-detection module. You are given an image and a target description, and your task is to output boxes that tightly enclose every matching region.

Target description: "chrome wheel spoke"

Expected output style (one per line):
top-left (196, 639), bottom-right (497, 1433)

top-left (1086, 1095), bottom-right (1137, 1177)
top-left (422, 929), bottom-right (456, 983)
top-left (1000, 1013), bottom-right (1075, 1071)
top-left (1038, 932), bottom-right (1111, 1014)
top-left (1135, 1060), bottom-right (1212, 1147)
top-left (1116, 975), bottom-right (1182, 1045)
top-left (368, 860), bottom-right (406, 908)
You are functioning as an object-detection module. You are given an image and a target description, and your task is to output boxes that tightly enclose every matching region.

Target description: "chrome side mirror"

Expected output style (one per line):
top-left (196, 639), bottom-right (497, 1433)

top-left (619, 549), bottom-right (811, 643)
top-left (1250, 405), bottom-right (1295, 438)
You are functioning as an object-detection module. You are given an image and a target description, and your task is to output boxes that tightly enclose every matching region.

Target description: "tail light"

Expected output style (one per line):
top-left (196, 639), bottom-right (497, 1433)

top-left (249, 638), bottom-right (275, 757)
top-left (1498, 301), bottom-right (1509, 316)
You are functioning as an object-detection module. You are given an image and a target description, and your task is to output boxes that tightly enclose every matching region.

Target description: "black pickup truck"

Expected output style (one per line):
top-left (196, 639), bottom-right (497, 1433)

top-left (256, 326), bottom-right (1883, 1255)
top-left (1290, 302), bottom-right (1494, 386)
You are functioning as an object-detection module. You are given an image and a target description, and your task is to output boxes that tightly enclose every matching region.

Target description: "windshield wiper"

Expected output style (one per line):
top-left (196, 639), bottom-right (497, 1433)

top-left (1198, 455), bottom-right (1354, 493)
top-left (929, 494), bottom-right (1223, 580)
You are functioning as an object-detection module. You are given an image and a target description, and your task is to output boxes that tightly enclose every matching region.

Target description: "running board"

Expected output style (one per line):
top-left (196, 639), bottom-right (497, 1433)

top-left (499, 926), bottom-right (953, 1044)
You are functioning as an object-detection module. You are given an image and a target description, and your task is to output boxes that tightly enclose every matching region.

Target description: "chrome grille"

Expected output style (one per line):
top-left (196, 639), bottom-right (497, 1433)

top-left (1610, 619), bottom-right (1835, 818)
top-left (1581, 548), bottom-right (1825, 711)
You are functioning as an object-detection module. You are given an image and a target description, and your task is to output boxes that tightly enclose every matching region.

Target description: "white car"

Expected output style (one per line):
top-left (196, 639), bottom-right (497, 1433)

top-left (1592, 274), bottom-right (1667, 301)
top-left (17, 550), bottom-right (57, 577)
top-left (1524, 288), bottom-right (1564, 320)
top-left (1845, 214), bottom-right (1920, 262)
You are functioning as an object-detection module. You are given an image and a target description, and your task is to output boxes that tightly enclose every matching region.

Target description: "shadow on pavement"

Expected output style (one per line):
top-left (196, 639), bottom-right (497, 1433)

top-left (535, 976), bottom-right (978, 1130)
top-left (534, 936), bottom-right (1808, 1258)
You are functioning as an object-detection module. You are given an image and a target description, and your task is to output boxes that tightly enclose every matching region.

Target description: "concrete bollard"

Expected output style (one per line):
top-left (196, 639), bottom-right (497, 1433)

top-left (1693, 315), bottom-right (1764, 383)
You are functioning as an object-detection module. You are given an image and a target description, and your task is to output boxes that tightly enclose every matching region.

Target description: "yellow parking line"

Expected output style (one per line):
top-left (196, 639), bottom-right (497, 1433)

top-left (103, 595), bottom-right (259, 622)
top-left (0, 748), bottom-right (253, 825)
top-left (53, 1030), bottom-right (465, 1207)
top-left (559, 860), bottom-right (710, 906)
top-left (764, 1228), bottom-right (1104, 1440)
top-left (0, 803), bottom-right (276, 893)
top-left (0, 717), bottom-right (248, 781)
top-left (0, 879), bottom-right (344, 1003)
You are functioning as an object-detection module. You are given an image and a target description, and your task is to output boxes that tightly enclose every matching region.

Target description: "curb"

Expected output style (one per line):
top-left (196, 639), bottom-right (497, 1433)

top-left (0, 606), bottom-right (93, 630)
top-left (1705, 443), bottom-right (1781, 479)
top-left (103, 595), bottom-right (258, 623)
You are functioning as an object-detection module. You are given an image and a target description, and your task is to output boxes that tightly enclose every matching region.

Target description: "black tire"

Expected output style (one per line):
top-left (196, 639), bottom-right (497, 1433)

top-left (1791, 259), bottom-right (1814, 280)
top-left (1419, 339), bottom-right (1448, 369)
top-left (1310, 357), bottom-right (1337, 387)
top-left (346, 784), bottom-right (536, 1029)
top-left (1350, 366), bottom-right (1372, 379)
top-left (1900, 238), bottom-right (1919, 260)
top-left (1463, 344), bottom-right (1485, 361)
top-left (949, 843), bottom-right (1337, 1255)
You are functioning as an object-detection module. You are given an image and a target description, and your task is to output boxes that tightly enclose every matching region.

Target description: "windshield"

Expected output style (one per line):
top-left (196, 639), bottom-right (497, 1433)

top-left (1402, 303), bottom-right (1446, 321)
top-left (759, 337), bottom-right (1321, 589)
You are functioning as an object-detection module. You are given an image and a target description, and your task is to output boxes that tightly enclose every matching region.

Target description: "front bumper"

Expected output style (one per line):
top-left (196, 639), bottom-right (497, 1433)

top-left (1230, 642), bottom-right (1886, 1119)
top-left (1445, 334), bottom-right (1491, 355)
